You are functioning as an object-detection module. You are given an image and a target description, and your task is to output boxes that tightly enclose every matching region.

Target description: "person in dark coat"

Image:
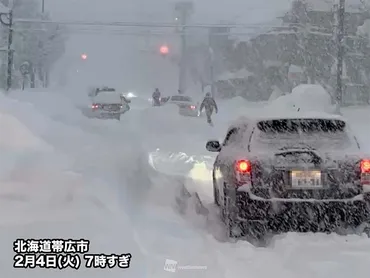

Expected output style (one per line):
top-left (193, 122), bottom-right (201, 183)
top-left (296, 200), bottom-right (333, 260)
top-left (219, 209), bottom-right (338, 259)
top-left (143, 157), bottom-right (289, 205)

top-left (200, 92), bottom-right (218, 124)
top-left (152, 88), bottom-right (161, 106)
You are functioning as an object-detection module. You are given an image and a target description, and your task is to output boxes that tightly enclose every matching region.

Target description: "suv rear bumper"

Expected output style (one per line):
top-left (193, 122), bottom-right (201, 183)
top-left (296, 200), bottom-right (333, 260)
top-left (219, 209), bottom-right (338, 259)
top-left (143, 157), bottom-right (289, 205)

top-left (179, 108), bottom-right (199, 117)
top-left (234, 191), bottom-right (370, 233)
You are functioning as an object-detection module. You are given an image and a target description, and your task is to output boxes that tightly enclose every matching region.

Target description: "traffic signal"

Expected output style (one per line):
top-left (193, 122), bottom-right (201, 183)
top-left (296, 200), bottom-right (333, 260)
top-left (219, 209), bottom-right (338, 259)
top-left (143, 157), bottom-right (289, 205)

top-left (159, 45), bottom-right (169, 56)
top-left (81, 53), bottom-right (87, 60)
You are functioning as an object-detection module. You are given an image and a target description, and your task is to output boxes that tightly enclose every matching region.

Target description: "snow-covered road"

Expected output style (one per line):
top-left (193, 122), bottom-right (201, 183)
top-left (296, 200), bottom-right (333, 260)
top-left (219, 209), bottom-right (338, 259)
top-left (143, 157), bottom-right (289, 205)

top-left (0, 89), bottom-right (369, 278)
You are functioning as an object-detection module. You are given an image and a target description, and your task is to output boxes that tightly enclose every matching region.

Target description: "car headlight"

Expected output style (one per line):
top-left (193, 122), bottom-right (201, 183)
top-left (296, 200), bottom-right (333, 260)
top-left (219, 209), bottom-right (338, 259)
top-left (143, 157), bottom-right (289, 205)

top-left (126, 92), bottom-right (136, 98)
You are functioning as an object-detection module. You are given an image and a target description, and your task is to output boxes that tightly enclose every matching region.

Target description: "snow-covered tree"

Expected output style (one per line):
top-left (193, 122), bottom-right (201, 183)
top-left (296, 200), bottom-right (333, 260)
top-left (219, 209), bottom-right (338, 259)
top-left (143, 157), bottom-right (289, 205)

top-left (0, 0), bottom-right (66, 88)
top-left (214, 0), bottom-right (370, 103)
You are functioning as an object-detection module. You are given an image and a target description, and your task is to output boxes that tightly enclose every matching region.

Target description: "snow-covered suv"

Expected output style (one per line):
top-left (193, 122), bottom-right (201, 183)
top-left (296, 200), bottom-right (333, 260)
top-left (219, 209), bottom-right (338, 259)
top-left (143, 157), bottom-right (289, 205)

top-left (206, 111), bottom-right (370, 241)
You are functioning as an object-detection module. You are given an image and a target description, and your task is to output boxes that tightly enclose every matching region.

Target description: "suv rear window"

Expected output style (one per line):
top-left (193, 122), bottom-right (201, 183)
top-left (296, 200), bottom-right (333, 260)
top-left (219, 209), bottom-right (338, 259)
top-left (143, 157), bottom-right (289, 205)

top-left (171, 96), bottom-right (192, 102)
top-left (257, 119), bottom-right (346, 134)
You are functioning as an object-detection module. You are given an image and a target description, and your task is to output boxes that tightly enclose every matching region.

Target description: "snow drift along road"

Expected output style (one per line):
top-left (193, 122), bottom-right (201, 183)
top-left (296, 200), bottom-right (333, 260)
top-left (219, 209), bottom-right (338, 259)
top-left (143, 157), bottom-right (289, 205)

top-left (267, 84), bottom-right (337, 114)
top-left (0, 92), bottom-right (148, 277)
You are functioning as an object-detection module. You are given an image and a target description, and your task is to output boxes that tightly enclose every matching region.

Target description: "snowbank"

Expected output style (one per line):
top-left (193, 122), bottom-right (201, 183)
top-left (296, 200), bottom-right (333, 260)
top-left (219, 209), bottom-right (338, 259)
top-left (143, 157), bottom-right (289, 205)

top-left (0, 92), bottom-right (147, 277)
top-left (268, 84), bottom-right (336, 114)
top-left (0, 112), bottom-right (51, 151)
top-left (268, 86), bottom-right (286, 102)
top-left (9, 90), bottom-right (83, 119)
top-left (148, 149), bottom-right (214, 179)
top-left (6, 90), bottom-right (129, 142)
top-left (0, 108), bottom-right (54, 180)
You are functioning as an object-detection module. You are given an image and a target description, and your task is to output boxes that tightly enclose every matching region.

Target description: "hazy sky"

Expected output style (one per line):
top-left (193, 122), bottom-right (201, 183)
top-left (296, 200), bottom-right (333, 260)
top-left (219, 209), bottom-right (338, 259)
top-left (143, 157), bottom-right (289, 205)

top-left (46, 0), bottom-right (294, 95)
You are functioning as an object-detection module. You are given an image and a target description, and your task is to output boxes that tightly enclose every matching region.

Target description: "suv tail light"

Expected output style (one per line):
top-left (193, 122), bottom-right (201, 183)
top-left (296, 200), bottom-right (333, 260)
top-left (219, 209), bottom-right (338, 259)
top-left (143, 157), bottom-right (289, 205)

top-left (190, 105), bottom-right (196, 110)
top-left (235, 160), bottom-right (251, 186)
top-left (361, 159), bottom-right (370, 173)
top-left (361, 159), bottom-right (370, 187)
top-left (92, 104), bottom-right (99, 109)
top-left (235, 160), bottom-right (251, 173)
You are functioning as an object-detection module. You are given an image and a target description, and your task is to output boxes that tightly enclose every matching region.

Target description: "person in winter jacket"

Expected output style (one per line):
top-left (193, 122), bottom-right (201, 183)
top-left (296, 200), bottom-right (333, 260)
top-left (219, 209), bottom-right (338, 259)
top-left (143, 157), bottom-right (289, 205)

top-left (200, 92), bottom-right (218, 124)
top-left (152, 88), bottom-right (161, 106)
top-left (120, 94), bottom-right (131, 113)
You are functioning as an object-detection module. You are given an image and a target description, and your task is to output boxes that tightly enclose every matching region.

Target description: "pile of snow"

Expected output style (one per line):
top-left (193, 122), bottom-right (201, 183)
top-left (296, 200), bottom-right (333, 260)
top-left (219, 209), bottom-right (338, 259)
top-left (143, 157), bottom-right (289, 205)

top-left (268, 86), bottom-right (286, 102)
top-left (0, 108), bottom-right (53, 179)
top-left (268, 84), bottom-right (336, 114)
top-left (8, 90), bottom-right (83, 120)
top-left (7, 90), bottom-right (129, 140)
top-left (148, 149), bottom-right (214, 178)
top-left (0, 92), bottom-right (147, 276)
top-left (0, 112), bottom-right (51, 151)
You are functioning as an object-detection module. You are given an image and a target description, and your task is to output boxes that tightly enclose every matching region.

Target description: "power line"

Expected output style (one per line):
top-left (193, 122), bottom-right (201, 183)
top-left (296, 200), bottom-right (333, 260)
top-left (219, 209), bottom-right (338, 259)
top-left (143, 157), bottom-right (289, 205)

top-left (11, 27), bottom-right (263, 37)
top-left (13, 25), bottom-right (343, 38)
top-left (13, 18), bottom-right (299, 29)
top-left (12, 18), bottom-right (338, 39)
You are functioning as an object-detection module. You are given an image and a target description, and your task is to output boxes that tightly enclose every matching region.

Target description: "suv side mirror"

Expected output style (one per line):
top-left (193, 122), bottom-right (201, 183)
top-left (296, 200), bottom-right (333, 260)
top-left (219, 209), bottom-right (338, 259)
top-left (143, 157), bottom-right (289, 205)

top-left (206, 140), bottom-right (221, 152)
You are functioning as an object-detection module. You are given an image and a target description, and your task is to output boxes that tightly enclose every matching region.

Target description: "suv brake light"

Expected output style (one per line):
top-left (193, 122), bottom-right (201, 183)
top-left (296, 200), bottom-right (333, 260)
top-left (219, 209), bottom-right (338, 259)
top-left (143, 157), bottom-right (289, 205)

top-left (235, 160), bottom-right (251, 186)
top-left (361, 159), bottom-right (370, 173)
top-left (92, 104), bottom-right (98, 109)
top-left (235, 160), bottom-right (251, 173)
top-left (361, 159), bottom-right (370, 186)
top-left (190, 105), bottom-right (196, 110)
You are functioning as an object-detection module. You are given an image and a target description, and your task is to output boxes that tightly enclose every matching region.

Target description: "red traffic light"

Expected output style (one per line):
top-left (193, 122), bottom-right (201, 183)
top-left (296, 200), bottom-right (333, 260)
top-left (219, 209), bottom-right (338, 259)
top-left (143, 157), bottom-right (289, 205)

top-left (81, 54), bottom-right (87, 60)
top-left (159, 45), bottom-right (169, 55)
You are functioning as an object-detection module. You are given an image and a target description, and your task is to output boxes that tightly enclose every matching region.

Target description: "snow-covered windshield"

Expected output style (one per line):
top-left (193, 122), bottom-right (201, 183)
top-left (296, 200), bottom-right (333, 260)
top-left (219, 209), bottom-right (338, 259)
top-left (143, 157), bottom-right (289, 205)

top-left (257, 119), bottom-right (346, 134)
top-left (93, 92), bottom-right (121, 104)
top-left (253, 119), bottom-right (353, 150)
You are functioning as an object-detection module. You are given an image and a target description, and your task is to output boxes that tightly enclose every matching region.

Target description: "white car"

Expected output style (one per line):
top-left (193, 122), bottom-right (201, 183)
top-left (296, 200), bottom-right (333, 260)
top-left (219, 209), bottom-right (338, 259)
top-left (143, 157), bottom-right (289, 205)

top-left (162, 95), bottom-right (201, 117)
top-left (206, 111), bottom-right (370, 241)
top-left (88, 87), bottom-right (130, 120)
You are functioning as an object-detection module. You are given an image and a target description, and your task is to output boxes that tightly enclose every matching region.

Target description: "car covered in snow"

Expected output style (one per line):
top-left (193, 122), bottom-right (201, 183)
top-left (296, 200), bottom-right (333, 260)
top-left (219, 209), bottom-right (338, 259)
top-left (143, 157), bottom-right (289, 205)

top-left (161, 95), bottom-right (201, 117)
top-left (88, 87), bottom-right (130, 120)
top-left (206, 112), bottom-right (370, 241)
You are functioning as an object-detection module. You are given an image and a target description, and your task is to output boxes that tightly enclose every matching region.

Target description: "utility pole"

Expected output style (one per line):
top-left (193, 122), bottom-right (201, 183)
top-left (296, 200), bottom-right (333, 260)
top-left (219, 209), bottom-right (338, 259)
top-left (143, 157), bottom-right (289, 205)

top-left (336, 0), bottom-right (345, 106)
top-left (175, 1), bottom-right (193, 94)
top-left (41, 0), bottom-right (47, 88)
top-left (0, 9), bottom-right (13, 92)
top-left (6, 10), bottom-right (13, 91)
top-left (208, 47), bottom-right (215, 97)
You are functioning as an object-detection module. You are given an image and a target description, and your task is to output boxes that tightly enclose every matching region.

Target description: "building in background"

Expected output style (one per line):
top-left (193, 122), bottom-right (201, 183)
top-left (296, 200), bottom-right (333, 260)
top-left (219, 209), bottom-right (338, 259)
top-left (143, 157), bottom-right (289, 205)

top-left (212, 0), bottom-right (370, 104)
